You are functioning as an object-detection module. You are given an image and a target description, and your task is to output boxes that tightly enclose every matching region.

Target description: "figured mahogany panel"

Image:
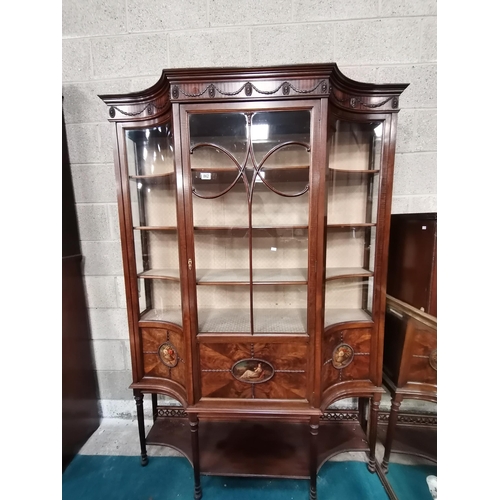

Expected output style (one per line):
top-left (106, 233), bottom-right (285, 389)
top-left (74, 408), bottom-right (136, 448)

top-left (321, 326), bottom-right (372, 391)
top-left (405, 319), bottom-right (437, 386)
top-left (199, 342), bottom-right (307, 400)
top-left (141, 326), bottom-right (186, 389)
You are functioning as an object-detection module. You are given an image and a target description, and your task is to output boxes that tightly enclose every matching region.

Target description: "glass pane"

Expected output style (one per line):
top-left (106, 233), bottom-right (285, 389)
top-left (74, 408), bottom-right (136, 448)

top-left (138, 278), bottom-right (182, 325)
top-left (188, 110), bottom-right (311, 335)
top-left (327, 120), bottom-right (382, 224)
top-left (126, 126), bottom-right (174, 176)
top-left (125, 126), bottom-right (181, 326)
top-left (253, 285), bottom-right (307, 334)
top-left (324, 278), bottom-right (373, 328)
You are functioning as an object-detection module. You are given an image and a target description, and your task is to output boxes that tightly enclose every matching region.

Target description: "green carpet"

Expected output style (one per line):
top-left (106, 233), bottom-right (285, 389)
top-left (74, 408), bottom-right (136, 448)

top-left (385, 463), bottom-right (437, 500)
top-left (62, 455), bottom-right (390, 500)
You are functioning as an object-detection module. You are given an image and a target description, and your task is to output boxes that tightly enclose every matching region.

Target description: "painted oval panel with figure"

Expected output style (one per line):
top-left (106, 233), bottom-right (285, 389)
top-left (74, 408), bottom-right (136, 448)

top-left (231, 358), bottom-right (274, 384)
top-left (158, 342), bottom-right (178, 368)
top-left (332, 343), bottom-right (354, 369)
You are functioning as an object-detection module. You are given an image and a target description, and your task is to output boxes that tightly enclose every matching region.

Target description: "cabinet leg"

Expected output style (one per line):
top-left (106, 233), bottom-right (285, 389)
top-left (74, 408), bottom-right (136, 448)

top-left (381, 395), bottom-right (402, 473)
top-left (189, 415), bottom-right (202, 500)
top-left (134, 390), bottom-right (148, 466)
top-left (367, 393), bottom-right (381, 473)
top-left (309, 416), bottom-right (319, 500)
top-left (152, 393), bottom-right (158, 423)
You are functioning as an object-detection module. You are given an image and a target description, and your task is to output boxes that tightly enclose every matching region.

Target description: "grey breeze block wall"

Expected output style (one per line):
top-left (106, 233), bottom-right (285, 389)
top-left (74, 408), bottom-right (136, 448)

top-left (62, 0), bottom-right (437, 419)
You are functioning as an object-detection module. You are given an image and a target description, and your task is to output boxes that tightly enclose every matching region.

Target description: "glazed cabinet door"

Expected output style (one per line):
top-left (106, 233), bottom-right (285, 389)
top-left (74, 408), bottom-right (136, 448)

top-left (124, 124), bottom-right (183, 326)
top-left (179, 101), bottom-right (322, 401)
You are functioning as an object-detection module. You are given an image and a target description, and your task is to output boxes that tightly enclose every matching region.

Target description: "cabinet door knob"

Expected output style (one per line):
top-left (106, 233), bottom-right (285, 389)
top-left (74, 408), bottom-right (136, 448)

top-left (188, 258), bottom-right (192, 271)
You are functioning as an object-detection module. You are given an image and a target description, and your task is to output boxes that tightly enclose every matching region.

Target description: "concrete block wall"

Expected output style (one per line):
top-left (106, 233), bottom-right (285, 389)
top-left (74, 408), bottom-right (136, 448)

top-left (62, 0), bottom-right (437, 418)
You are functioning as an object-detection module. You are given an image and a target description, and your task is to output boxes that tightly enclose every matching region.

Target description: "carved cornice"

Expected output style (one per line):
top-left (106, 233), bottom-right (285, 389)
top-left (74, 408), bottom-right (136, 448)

top-left (170, 79), bottom-right (330, 101)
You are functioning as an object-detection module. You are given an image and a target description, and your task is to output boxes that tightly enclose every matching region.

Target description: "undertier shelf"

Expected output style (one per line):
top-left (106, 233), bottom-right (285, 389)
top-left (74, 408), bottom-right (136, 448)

top-left (377, 422), bottom-right (437, 463)
top-left (146, 417), bottom-right (370, 478)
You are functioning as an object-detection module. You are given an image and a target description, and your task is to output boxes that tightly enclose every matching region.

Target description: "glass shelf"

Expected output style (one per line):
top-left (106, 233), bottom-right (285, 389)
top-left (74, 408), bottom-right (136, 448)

top-left (195, 268), bottom-right (307, 285)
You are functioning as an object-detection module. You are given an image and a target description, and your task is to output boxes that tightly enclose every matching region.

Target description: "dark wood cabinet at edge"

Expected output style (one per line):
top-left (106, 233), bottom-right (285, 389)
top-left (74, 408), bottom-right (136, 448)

top-left (62, 107), bottom-right (100, 470)
top-left (378, 213), bottom-right (437, 483)
top-left (99, 64), bottom-right (409, 500)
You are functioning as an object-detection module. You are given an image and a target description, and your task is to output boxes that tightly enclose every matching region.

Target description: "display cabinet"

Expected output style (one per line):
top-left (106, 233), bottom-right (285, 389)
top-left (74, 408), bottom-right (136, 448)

top-left (99, 64), bottom-right (408, 500)
top-left (375, 213), bottom-right (437, 500)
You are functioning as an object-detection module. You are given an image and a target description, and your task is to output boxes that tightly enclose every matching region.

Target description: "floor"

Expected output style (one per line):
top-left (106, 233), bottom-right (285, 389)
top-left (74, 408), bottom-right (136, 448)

top-left (78, 415), bottom-right (429, 467)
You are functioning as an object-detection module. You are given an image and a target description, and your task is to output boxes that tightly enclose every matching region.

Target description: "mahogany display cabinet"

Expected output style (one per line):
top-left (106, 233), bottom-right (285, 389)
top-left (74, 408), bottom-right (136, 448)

top-left (99, 64), bottom-right (408, 500)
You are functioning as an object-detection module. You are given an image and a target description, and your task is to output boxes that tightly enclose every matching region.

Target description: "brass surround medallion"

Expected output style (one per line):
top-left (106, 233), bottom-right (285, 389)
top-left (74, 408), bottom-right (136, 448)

top-left (158, 342), bottom-right (178, 368)
top-left (332, 343), bottom-right (354, 369)
top-left (231, 358), bottom-right (274, 384)
top-left (429, 349), bottom-right (437, 371)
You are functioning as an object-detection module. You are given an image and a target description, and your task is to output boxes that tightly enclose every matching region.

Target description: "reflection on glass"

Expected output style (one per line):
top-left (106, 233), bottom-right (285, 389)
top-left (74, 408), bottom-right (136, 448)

top-left (126, 126), bottom-right (174, 176)
top-left (188, 110), bottom-right (311, 334)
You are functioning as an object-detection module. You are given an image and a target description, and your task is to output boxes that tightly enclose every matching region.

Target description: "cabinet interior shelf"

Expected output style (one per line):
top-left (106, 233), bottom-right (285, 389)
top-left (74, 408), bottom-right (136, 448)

top-left (129, 173), bottom-right (174, 180)
top-left (138, 267), bottom-right (371, 284)
top-left (133, 224), bottom-right (373, 232)
top-left (146, 417), bottom-right (370, 479)
top-left (329, 169), bottom-right (380, 174)
top-left (139, 307), bottom-right (372, 330)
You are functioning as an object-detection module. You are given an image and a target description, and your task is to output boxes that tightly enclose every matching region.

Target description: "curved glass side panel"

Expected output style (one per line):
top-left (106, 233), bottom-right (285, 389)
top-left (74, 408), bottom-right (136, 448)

top-left (125, 126), bottom-right (181, 326)
top-left (325, 120), bottom-right (383, 328)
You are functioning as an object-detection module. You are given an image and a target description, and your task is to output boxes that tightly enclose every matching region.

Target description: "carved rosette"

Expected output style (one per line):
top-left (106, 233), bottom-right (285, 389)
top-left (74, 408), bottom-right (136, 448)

top-left (332, 343), bottom-right (355, 369)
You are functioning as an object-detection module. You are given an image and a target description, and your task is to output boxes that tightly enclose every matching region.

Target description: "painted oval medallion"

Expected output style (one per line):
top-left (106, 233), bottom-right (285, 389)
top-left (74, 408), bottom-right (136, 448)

top-left (158, 342), bottom-right (178, 368)
top-left (231, 358), bottom-right (274, 384)
top-left (332, 343), bottom-right (354, 369)
top-left (429, 349), bottom-right (437, 371)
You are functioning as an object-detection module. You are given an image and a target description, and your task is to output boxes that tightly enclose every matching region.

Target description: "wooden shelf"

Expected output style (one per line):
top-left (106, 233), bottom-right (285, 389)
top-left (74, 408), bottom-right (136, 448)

top-left (145, 416), bottom-right (370, 479)
top-left (138, 269), bottom-right (180, 281)
top-left (330, 169), bottom-right (380, 174)
top-left (193, 225), bottom-right (308, 231)
top-left (324, 308), bottom-right (372, 326)
top-left (134, 226), bottom-right (178, 231)
top-left (325, 267), bottom-right (373, 281)
top-left (140, 308), bottom-right (183, 326)
top-left (196, 268), bottom-right (308, 285)
top-left (327, 223), bottom-right (376, 229)
top-left (198, 308), bottom-right (307, 334)
top-left (129, 172), bottom-right (174, 179)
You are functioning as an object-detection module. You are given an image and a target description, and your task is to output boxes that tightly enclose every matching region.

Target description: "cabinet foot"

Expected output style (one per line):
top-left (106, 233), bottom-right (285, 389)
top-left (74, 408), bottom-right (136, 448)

top-left (140, 454), bottom-right (148, 466)
top-left (309, 485), bottom-right (317, 500)
top-left (194, 483), bottom-right (202, 500)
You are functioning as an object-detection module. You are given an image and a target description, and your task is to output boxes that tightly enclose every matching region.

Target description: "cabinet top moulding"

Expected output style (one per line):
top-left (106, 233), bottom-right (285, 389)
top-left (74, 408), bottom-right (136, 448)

top-left (99, 64), bottom-right (409, 122)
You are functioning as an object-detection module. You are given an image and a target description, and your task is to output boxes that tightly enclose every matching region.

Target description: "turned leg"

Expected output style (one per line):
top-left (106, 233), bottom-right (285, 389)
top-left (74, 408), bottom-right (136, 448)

top-left (189, 415), bottom-right (202, 500)
top-left (309, 416), bottom-right (319, 500)
top-left (367, 393), bottom-right (381, 473)
top-left (134, 390), bottom-right (148, 466)
top-left (381, 394), bottom-right (403, 473)
top-left (152, 393), bottom-right (158, 423)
